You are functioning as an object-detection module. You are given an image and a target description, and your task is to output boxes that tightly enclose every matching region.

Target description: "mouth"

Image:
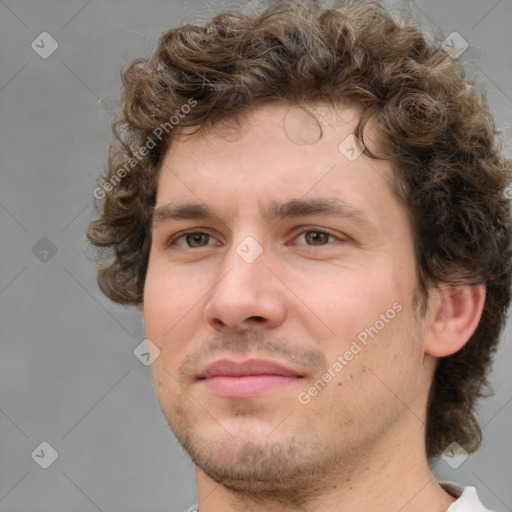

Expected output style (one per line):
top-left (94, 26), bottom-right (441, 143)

top-left (197, 358), bottom-right (305, 398)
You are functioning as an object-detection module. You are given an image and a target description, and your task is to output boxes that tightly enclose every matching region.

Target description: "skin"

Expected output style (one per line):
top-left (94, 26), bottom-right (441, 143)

top-left (143, 102), bottom-right (485, 512)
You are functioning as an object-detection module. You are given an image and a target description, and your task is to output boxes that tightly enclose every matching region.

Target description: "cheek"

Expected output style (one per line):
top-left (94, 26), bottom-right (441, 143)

top-left (143, 271), bottom-right (170, 342)
top-left (312, 265), bottom-right (420, 382)
top-left (312, 310), bottom-right (424, 434)
top-left (143, 262), bottom-right (201, 348)
top-left (313, 271), bottom-right (404, 336)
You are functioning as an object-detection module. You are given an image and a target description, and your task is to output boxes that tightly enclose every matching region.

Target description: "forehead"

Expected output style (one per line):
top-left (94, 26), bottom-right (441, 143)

top-left (168, 102), bottom-right (367, 162)
top-left (155, 101), bottom-right (396, 218)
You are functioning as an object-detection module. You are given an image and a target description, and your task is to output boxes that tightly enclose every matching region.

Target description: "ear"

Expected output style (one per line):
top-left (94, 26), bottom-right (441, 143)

top-left (424, 284), bottom-right (486, 357)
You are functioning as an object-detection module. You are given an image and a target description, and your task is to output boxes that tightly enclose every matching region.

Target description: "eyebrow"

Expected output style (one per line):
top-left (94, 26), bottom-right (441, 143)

top-left (262, 197), bottom-right (376, 232)
top-left (152, 202), bottom-right (215, 228)
top-left (152, 197), bottom-right (376, 232)
top-left (262, 197), bottom-right (378, 236)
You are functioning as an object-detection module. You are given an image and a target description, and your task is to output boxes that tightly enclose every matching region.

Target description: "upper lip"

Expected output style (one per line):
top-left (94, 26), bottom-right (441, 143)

top-left (198, 358), bottom-right (304, 379)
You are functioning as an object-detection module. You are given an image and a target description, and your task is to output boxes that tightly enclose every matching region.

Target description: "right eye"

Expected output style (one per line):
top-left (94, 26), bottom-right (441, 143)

top-left (172, 232), bottom-right (219, 248)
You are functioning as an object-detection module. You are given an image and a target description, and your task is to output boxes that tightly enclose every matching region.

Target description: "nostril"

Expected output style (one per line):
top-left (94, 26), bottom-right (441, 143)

top-left (210, 318), bottom-right (226, 329)
top-left (248, 316), bottom-right (265, 323)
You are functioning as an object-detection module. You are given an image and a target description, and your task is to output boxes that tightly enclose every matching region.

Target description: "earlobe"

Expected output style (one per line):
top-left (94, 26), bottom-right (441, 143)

top-left (424, 284), bottom-right (486, 358)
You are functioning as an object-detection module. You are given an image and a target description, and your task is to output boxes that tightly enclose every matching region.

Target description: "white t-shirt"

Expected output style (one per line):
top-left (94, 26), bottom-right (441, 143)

top-left (440, 481), bottom-right (495, 512)
top-left (183, 482), bottom-right (494, 512)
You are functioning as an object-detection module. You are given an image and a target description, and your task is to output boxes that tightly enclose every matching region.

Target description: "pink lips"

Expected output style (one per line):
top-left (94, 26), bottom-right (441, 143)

top-left (198, 359), bottom-right (303, 398)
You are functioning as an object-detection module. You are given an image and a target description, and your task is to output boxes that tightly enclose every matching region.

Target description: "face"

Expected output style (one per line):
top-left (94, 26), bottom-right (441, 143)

top-left (143, 102), bottom-right (428, 499)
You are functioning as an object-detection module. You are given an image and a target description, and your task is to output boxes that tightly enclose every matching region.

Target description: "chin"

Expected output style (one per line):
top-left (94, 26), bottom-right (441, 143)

top-left (175, 423), bottom-right (340, 505)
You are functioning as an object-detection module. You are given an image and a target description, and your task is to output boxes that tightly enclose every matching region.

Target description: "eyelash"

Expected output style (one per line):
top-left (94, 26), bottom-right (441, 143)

top-left (168, 227), bottom-right (344, 249)
top-left (169, 230), bottom-right (220, 248)
top-left (292, 228), bottom-right (341, 246)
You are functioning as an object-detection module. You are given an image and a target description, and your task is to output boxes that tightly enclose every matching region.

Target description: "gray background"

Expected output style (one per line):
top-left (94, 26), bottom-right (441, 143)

top-left (1, 0), bottom-right (511, 511)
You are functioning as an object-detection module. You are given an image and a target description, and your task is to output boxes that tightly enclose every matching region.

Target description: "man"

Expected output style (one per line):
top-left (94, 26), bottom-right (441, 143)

top-left (88, 1), bottom-right (512, 510)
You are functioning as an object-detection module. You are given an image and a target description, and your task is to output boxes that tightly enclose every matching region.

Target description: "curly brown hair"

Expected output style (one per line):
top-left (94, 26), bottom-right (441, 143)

top-left (87, 0), bottom-right (512, 458)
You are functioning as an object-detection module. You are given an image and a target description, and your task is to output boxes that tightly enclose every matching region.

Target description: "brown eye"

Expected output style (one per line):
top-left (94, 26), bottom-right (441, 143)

top-left (304, 231), bottom-right (331, 245)
top-left (185, 233), bottom-right (210, 247)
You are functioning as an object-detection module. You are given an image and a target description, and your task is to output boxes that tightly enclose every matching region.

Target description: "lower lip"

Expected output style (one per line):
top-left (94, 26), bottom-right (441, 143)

top-left (201, 375), bottom-right (301, 397)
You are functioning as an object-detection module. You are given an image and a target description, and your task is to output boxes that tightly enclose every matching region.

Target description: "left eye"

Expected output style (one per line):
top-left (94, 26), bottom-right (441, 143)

top-left (174, 232), bottom-right (217, 248)
top-left (296, 230), bottom-right (337, 246)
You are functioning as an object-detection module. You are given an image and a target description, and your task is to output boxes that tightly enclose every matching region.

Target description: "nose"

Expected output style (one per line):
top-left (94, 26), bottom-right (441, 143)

top-left (203, 242), bottom-right (287, 333)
